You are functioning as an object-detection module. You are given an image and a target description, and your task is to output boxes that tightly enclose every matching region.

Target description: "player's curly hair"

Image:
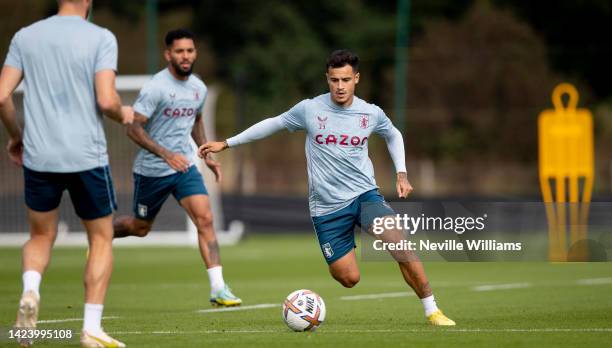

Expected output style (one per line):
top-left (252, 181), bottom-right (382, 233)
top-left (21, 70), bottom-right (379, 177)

top-left (326, 49), bottom-right (359, 72)
top-left (165, 28), bottom-right (196, 47)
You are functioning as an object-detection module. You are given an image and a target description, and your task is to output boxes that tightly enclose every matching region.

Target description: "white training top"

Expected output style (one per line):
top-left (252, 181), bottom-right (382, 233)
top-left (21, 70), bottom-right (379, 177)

top-left (4, 15), bottom-right (118, 172)
top-left (227, 93), bottom-right (406, 216)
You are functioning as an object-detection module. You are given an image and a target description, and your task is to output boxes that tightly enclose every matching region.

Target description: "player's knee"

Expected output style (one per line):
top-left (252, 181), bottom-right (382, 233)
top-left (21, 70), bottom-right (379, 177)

top-left (27, 231), bottom-right (56, 250)
top-left (30, 230), bottom-right (57, 242)
top-left (336, 272), bottom-right (360, 288)
top-left (194, 212), bottom-right (213, 232)
top-left (134, 224), bottom-right (151, 237)
top-left (129, 219), bottom-right (152, 237)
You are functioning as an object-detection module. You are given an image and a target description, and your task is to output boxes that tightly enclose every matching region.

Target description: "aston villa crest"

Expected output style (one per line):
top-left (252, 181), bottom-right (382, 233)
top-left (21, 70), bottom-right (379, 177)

top-left (322, 243), bottom-right (334, 259)
top-left (317, 116), bottom-right (328, 129)
top-left (138, 204), bottom-right (148, 217)
top-left (359, 114), bottom-right (369, 129)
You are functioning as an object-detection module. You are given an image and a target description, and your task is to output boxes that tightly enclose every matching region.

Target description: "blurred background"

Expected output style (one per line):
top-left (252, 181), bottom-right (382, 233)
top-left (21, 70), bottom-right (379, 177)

top-left (1, 0), bottom-right (611, 235)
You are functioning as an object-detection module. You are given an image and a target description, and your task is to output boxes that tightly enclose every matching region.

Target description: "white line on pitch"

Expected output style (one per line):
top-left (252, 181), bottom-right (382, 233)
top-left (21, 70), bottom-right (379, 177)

top-left (340, 292), bottom-right (415, 301)
top-left (577, 277), bottom-right (612, 285)
top-left (109, 328), bottom-right (612, 335)
top-left (112, 330), bottom-right (278, 334)
top-left (196, 303), bottom-right (279, 313)
top-left (472, 283), bottom-right (532, 292)
top-left (441, 328), bottom-right (612, 333)
top-left (38, 316), bottom-right (119, 324)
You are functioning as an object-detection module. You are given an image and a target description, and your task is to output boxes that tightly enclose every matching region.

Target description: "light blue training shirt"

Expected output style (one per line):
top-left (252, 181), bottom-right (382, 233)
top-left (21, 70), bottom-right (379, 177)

top-left (227, 93), bottom-right (406, 217)
top-left (4, 15), bottom-right (118, 172)
top-left (132, 68), bottom-right (207, 177)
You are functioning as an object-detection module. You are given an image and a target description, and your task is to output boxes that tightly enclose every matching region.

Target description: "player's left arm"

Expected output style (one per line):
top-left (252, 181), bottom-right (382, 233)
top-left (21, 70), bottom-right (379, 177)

top-left (0, 65), bottom-right (24, 166)
top-left (191, 112), bottom-right (222, 182)
top-left (384, 127), bottom-right (413, 199)
top-left (374, 110), bottom-right (413, 198)
top-left (94, 30), bottom-right (133, 125)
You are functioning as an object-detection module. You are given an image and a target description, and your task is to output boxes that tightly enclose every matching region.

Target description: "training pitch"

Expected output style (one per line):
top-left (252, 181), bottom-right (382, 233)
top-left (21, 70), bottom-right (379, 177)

top-left (1, 235), bottom-right (611, 347)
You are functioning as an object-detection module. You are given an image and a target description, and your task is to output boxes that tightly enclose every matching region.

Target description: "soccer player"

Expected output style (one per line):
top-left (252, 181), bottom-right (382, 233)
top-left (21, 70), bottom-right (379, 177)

top-left (112, 29), bottom-right (242, 307)
top-left (0, 0), bottom-right (133, 347)
top-left (200, 50), bottom-right (456, 326)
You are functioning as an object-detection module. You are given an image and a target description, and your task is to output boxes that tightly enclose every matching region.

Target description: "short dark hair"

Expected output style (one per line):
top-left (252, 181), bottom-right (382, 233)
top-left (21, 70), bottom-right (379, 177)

top-left (326, 49), bottom-right (359, 72)
top-left (165, 29), bottom-right (195, 47)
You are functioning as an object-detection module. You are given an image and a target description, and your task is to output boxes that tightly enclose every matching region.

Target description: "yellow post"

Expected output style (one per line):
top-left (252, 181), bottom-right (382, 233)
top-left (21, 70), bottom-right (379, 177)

top-left (538, 83), bottom-right (594, 261)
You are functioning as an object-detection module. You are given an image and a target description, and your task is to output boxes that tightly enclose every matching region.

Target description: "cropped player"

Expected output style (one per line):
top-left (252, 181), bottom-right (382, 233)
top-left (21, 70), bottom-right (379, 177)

top-left (0, 0), bottom-right (133, 346)
top-left (112, 29), bottom-right (241, 307)
top-left (200, 50), bottom-right (455, 325)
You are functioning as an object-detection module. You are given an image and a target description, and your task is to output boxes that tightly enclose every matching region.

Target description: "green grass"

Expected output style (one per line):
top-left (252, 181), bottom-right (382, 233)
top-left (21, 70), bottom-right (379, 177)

top-left (1, 234), bottom-right (611, 347)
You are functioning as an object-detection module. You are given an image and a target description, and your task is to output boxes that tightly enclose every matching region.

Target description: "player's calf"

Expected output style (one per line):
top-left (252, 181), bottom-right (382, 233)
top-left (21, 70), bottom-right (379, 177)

top-left (397, 259), bottom-right (433, 298)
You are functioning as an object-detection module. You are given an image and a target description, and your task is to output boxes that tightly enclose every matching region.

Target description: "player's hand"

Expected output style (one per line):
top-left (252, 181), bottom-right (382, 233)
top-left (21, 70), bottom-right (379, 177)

top-left (121, 106), bottom-right (134, 125)
top-left (396, 172), bottom-right (413, 198)
top-left (198, 141), bottom-right (228, 158)
top-left (6, 136), bottom-right (23, 167)
top-left (205, 155), bottom-right (223, 183)
top-left (163, 151), bottom-right (190, 173)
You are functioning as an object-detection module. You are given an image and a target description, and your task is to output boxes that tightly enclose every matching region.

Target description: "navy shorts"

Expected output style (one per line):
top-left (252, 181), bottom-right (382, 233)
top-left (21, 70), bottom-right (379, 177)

top-left (312, 189), bottom-right (395, 265)
top-left (24, 165), bottom-right (117, 220)
top-left (133, 165), bottom-right (208, 220)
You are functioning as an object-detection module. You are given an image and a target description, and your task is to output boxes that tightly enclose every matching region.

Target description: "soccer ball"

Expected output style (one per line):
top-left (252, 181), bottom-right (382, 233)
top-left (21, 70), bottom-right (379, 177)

top-left (282, 289), bottom-right (326, 331)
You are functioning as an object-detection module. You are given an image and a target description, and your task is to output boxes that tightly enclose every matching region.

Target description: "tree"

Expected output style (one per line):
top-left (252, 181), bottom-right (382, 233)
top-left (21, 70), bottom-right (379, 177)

top-left (494, 0), bottom-right (612, 99)
top-left (407, 2), bottom-right (562, 161)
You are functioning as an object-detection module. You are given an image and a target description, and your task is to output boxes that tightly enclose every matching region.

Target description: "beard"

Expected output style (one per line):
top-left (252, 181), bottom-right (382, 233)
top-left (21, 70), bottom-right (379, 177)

top-left (171, 60), bottom-right (193, 77)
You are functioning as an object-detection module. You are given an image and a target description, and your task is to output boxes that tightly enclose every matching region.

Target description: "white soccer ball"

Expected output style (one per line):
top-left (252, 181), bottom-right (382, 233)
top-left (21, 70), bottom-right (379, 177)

top-left (282, 289), bottom-right (326, 331)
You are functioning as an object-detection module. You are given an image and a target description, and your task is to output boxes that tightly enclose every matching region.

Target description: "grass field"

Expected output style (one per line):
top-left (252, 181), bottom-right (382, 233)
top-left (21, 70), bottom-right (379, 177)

top-left (1, 234), bottom-right (611, 347)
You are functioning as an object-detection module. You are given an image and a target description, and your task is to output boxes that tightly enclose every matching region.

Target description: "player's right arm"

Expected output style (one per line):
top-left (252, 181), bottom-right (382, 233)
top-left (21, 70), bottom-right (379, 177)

top-left (198, 100), bottom-right (307, 157)
top-left (126, 113), bottom-right (190, 172)
top-left (198, 116), bottom-right (286, 157)
top-left (0, 65), bottom-right (24, 166)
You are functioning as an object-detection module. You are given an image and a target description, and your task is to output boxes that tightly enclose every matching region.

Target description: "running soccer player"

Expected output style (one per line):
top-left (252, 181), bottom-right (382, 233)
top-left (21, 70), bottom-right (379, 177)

top-left (200, 50), bottom-right (455, 325)
top-left (112, 29), bottom-right (241, 307)
top-left (0, 0), bottom-right (133, 346)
